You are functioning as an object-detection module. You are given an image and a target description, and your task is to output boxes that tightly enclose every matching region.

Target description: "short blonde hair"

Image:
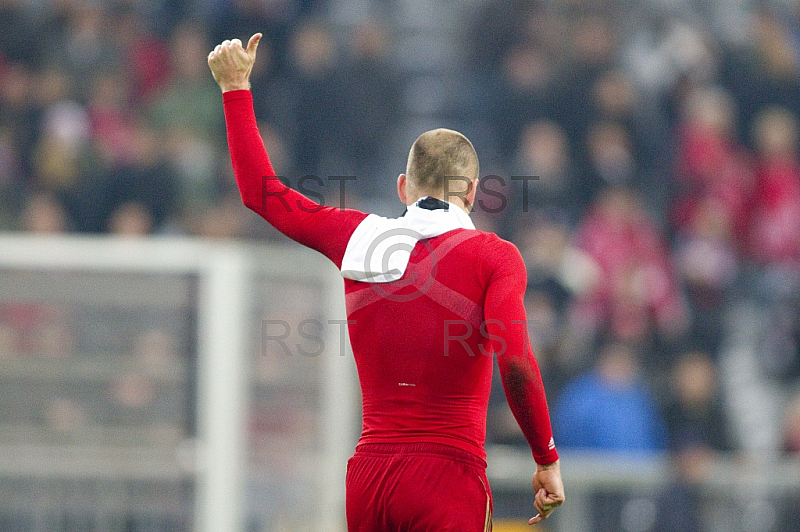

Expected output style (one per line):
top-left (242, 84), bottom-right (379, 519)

top-left (406, 128), bottom-right (479, 198)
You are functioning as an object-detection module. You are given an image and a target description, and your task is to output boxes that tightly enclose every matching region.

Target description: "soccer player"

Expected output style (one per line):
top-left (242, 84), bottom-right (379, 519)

top-left (208, 33), bottom-right (565, 531)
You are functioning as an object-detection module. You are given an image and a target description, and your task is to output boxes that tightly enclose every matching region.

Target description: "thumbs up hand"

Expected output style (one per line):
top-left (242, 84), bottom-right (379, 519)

top-left (208, 33), bottom-right (263, 92)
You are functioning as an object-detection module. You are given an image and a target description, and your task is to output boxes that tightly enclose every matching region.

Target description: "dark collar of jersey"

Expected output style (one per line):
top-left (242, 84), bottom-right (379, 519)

top-left (401, 196), bottom-right (451, 216)
top-left (417, 197), bottom-right (451, 210)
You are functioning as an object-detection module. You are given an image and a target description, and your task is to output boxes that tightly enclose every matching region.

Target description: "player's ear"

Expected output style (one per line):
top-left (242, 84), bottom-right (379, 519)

top-left (465, 177), bottom-right (478, 210)
top-left (397, 174), bottom-right (408, 204)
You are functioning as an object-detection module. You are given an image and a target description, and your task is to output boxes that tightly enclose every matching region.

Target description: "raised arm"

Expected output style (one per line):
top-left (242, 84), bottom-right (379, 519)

top-left (482, 238), bottom-right (565, 524)
top-left (208, 34), bottom-right (367, 266)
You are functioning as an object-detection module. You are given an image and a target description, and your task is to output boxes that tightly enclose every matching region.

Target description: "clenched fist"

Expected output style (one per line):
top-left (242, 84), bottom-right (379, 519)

top-left (529, 459), bottom-right (565, 525)
top-left (208, 33), bottom-right (262, 93)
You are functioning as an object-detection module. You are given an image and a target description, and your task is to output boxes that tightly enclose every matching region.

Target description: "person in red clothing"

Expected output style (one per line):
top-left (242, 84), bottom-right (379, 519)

top-left (208, 34), bottom-right (565, 530)
top-left (748, 107), bottom-right (800, 267)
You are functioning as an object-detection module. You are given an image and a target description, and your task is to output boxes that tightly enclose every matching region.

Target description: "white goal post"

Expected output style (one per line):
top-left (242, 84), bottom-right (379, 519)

top-left (0, 234), bottom-right (358, 532)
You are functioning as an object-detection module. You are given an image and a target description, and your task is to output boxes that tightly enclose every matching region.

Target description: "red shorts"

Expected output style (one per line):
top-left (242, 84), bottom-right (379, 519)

top-left (346, 442), bottom-right (492, 532)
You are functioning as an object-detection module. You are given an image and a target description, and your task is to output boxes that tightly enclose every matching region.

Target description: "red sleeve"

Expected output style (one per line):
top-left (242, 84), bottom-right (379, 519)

top-left (483, 237), bottom-right (559, 465)
top-left (222, 90), bottom-right (367, 267)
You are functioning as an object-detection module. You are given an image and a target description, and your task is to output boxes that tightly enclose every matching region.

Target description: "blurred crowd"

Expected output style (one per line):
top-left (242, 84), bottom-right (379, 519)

top-left (469, 0), bottom-right (800, 465)
top-left (3, 0), bottom-right (800, 475)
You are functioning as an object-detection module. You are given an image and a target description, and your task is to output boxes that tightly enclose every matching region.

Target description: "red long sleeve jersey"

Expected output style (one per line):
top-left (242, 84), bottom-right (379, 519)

top-left (224, 90), bottom-right (559, 465)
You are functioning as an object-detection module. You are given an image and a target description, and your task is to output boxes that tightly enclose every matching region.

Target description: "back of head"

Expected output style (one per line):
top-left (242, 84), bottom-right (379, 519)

top-left (406, 128), bottom-right (479, 200)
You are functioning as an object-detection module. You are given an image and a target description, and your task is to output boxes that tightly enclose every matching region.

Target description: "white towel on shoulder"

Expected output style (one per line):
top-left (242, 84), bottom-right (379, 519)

top-left (340, 198), bottom-right (475, 283)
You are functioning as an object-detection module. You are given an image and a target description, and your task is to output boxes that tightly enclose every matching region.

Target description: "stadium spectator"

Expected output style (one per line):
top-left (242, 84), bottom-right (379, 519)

top-left (514, 212), bottom-right (598, 376)
top-left (672, 86), bottom-right (754, 243)
top-left (67, 119), bottom-right (178, 233)
top-left (651, 351), bottom-right (731, 532)
top-left (334, 20), bottom-right (401, 200)
top-left (115, 8), bottom-right (172, 105)
top-left (1, 62), bottom-right (40, 186)
top-left (663, 351), bottom-right (731, 452)
top-left (623, 16), bottom-right (718, 100)
top-left (744, 107), bottom-right (800, 382)
top-left (674, 197), bottom-right (739, 355)
top-left (517, 212), bottom-right (596, 316)
top-left (147, 23), bottom-right (222, 213)
top-left (191, 193), bottom-right (249, 239)
top-left (582, 121), bottom-right (638, 211)
top-left (86, 72), bottom-right (137, 165)
top-left (523, 291), bottom-right (567, 393)
top-left (107, 202), bottom-right (154, 236)
top-left (590, 69), bottom-right (665, 163)
top-left (571, 187), bottom-right (687, 350)
top-left (0, 301), bottom-right (75, 357)
top-left (510, 121), bottom-right (577, 221)
top-left (491, 43), bottom-right (558, 158)
top-left (724, 7), bottom-right (800, 135)
top-left (32, 97), bottom-right (91, 193)
top-left (553, 341), bottom-right (668, 453)
top-left (48, 3), bottom-right (120, 96)
top-left (20, 191), bottom-right (71, 233)
top-left (746, 107), bottom-right (800, 269)
top-left (590, 69), bottom-right (673, 215)
top-left (149, 24), bottom-right (223, 136)
top-left (550, 14), bottom-right (619, 149)
top-left (287, 21), bottom-right (341, 177)
top-left (467, 0), bottom-right (544, 76)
